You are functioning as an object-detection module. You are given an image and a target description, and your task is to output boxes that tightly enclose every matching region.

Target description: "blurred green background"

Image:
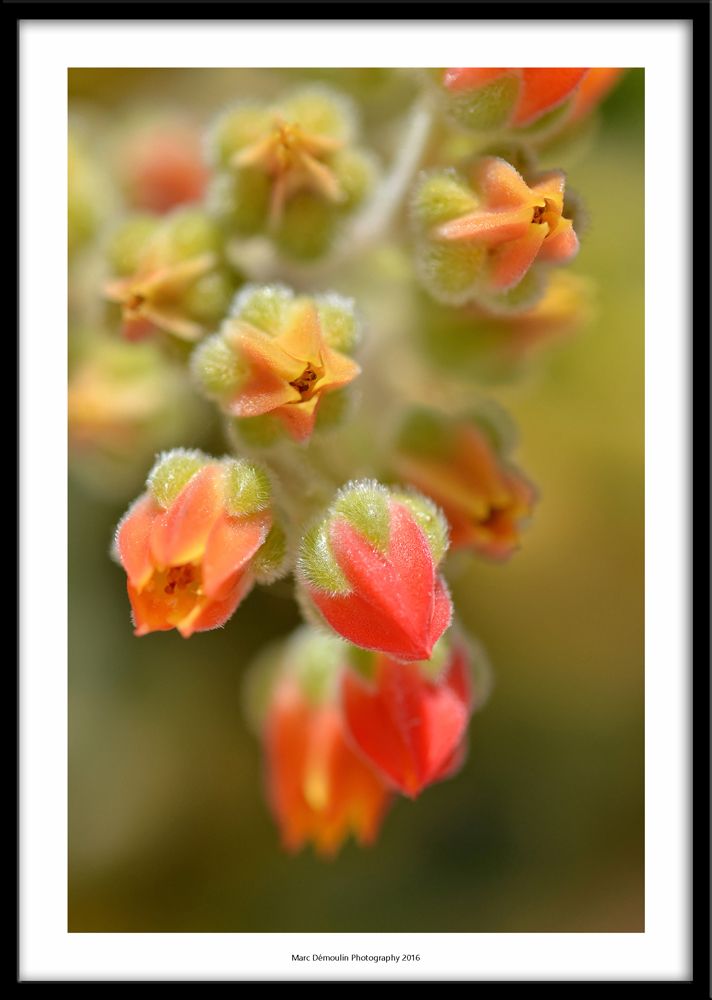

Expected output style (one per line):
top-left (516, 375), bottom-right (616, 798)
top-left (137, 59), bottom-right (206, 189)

top-left (68, 69), bottom-right (644, 933)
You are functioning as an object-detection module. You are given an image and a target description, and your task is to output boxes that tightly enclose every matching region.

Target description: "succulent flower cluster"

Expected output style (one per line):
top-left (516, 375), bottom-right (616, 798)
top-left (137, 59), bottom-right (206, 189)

top-left (69, 67), bottom-right (623, 856)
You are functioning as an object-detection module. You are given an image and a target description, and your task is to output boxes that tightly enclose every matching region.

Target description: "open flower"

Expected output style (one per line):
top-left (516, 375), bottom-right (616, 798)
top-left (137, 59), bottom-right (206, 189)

top-left (104, 209), bottom-right (239, 342)
top-left (114, 449), bottom-right (284, 637)
top-left (297, 481), bottom-right (452, 662)
top-left (413, 158), bottom-right (579, 304)
top-left (191, 284), bottom-right (361, 444)
top-left (341, 630), bottom-right (490, 798)
top-left (393, 408), bottom-right (536, 559)
top-left (246, 627), bottom-right (391, 856)
top-left (440, 68), bottom-right (589, 130)
top-left (265, 671), bottom-right (391, 856)
top-left (208, 87), bottom-right (377, 259)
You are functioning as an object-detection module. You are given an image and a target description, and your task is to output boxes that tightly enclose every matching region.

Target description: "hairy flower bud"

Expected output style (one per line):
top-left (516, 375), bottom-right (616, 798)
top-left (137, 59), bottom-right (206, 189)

top-left (341, 629), bottom-right (490, 798)
top-left (437, 67), bottom-right (590, 134)
top-left (412, 158), bottom-right (578, 306)
top-left (296, 481), bottom-right (452, 662)
top-left (191, 284), bottom-right (361, 444)
top-left (104, 208), bottom-right (239, 342)
top-left (207, 86), bottom-right (377, 260)
top-left (113, 449), bottom-right (284, 637)
top-left (246, 627), bottom-right (391, 856)
top-left (393, 407), bottom-right (536, 559)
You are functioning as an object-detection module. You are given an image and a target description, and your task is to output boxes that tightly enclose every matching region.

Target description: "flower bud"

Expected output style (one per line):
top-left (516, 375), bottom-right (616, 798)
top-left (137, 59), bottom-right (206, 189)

top-left (436, 68), bottom-right (589, 134)
top-left (246, 627), bottom-right (391, 856)
top-left (113, 449), bottom-right (284, 637)
top-left (340, 629), bottom-right (491, 798)
top-left (191, 284), bottom-right (361, 444)
top-left (296, 481), bottom-right (452, 662)
top-left (412, 158), bottom-right (579, 306)
top-left (207, 86), bottom-right (378, 260)
top-left (104, 208), bottom-right (239, 342)
top-left (393, 407), bottom-right (536, 559)
top-left (111, 113), bottom-right (210, 215)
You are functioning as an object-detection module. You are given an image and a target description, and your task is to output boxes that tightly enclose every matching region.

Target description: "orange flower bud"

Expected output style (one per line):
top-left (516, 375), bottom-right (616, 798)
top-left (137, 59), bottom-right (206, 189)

top-left (264, 671), bottom-right (391, 856)
top-left (114, 450), bottom-right (281, 637)
top-left (393, 409), bottom-right (536, 560)
top-left (412, 158), bottom-right (578, 305)
top-left (192, 285), bottom-right (361, 445)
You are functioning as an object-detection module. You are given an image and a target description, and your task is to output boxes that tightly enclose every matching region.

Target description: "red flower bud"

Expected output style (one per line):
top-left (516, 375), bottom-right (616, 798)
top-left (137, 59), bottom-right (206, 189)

top-left (341, 632), bottom-right (487, 798)
top-left (297, 482), bottom-right (452, 663)
top-left (442, 68), bottom-right (589, 128)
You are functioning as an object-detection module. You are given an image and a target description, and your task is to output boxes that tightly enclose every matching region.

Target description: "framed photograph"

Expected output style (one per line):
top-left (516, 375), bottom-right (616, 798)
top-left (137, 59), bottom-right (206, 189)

top-left (19, 14), bottom-right (702, 983)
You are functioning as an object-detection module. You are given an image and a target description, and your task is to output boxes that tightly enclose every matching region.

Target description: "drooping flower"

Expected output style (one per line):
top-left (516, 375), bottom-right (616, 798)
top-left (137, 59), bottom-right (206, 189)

top-left (412, 158), bottom-right (579, 305)
top-left (208, 86), bottom-right (377, 259)
top-left (191, 284), bottom-right (361, 444)
top-left (246, 628), bottom-right (391, 856)
top-left (113, 449), bottom-right (285, 637)
top-left (392, 408), bottom-right (536, 560)
top-left (104, 208), bottom-right (239, 342)
top-left (296, 481), bottom-right (452, 662)
top-left (340, 629), bottom-right (491, 798)
top-left (439, 68), bottom-right (589, 131)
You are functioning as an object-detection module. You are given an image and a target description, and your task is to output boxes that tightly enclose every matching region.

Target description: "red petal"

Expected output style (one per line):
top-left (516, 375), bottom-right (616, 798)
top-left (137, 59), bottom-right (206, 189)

top-left (308, 586), bottom-right (431, 662)
top-left (328, 502), bottom-right (438, 660)
top-left (149, 464), bottom-right (224, 568)
top-left (512, 68), bottom-right (589, 127)
top-left (342, 656), bottom-right (470, 798)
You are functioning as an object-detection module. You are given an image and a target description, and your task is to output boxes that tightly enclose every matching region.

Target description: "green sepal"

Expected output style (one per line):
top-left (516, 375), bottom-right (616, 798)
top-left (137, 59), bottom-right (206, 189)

top-left (222, 459), bottom-right (272, 516)
top-left (147, 448), bottom-right (209, 508)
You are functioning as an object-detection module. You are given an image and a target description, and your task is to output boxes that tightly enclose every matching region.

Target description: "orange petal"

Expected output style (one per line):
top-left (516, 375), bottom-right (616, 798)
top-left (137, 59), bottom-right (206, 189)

top-left (201, 511), bottom-right (271, 599)
top-left (176, 570), bottom-right (255, 638)
top-left (569, 67), bottom-right (624, 122)
top-left (274, 395), bottom-right (321, 444)
top-left (537, 223), bottom-right (579, 263)
top-left (149, 464), bottom-right (224, 568)
top-left (473, 157), bottom-right (534, 210)
top-left (319, 342), bottom-right (361, 391)
top-left (512, 68), bottom-right (589, 127)
top-left (488, 223), bottom-right (548, 291)
top-left (116, 493), bottom-right (161, 592)
top-left (434, 205), bottom-right (532, 246)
